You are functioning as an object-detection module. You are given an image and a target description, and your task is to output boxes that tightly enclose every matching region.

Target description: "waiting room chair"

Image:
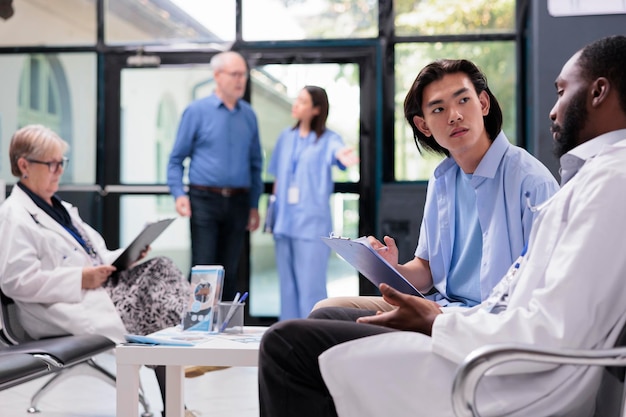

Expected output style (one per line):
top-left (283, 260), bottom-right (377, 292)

top-left (0, 289), bottom-right (153, 416)
top-left (451, 324), bottom-right (626, 417)
top-left (0, 352), bottom-right (54, 391)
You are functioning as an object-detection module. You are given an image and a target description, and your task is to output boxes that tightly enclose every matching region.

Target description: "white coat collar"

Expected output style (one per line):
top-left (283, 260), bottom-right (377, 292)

top-left (559, 129), bottom-right (626, 185)
top-left (9, 185), bottom-right (81, 248)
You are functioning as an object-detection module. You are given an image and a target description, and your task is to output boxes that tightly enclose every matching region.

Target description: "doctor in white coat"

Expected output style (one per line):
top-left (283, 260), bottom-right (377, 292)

top-left (0, 124), bottom-right (190, 344)
top-left (257, 35), bottom-right (626, 417)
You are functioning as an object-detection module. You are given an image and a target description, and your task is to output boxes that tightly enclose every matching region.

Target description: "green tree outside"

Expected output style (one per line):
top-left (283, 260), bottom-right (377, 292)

top-left (394, 0), bottom-right (516, 180)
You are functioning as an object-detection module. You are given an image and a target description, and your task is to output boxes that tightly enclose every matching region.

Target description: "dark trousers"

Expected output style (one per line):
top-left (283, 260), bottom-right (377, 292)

top-left (189, 188), bottom-right (249, 300)
top-left (258, 307), bottom-right (398, 417)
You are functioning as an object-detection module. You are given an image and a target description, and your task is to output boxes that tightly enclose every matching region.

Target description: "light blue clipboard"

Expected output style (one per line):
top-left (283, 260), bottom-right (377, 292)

top-left (321, 236), bottom-right (424, 297)
top-left (124, 334), bottom-right (195, 346)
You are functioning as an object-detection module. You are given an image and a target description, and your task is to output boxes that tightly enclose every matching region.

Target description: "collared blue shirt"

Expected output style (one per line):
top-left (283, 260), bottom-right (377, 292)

top-left (268, 127), bottom-right (345, 240)
top-left (415, 131), bottom-right (559, 306)
top-left (167, 93), bottom-right (263, 208)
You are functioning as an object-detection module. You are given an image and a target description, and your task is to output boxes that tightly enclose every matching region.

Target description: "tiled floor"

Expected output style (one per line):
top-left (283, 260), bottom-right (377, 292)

top-left (0, 352), bottom-right (259, 417)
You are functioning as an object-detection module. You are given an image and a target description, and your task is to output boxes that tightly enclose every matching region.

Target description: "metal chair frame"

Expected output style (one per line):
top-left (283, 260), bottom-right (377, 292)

top-left (452, 341), bottom-right (626, 417)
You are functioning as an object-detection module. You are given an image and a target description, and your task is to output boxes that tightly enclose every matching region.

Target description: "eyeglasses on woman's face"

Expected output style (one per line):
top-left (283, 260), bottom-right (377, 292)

top-left (26, 157), bottom-right (69, 174)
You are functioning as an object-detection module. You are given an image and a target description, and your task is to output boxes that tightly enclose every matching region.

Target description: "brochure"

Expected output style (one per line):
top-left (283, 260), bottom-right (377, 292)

top-left (181, 265), bottom-right (224, 331)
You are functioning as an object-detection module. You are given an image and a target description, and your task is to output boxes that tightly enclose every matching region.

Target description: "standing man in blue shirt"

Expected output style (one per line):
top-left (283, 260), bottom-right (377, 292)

top-left (167, 51), bottom-right (263, 301)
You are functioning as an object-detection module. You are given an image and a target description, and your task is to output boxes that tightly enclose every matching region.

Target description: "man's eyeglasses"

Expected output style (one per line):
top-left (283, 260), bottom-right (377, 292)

top-left (222, 71), bottom-right (248, 79)
top-left (27, 157), bottom-right (69, 173)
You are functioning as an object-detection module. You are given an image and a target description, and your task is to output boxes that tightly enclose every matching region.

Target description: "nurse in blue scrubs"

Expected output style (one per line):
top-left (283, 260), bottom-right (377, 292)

top-left (268, 86), bottom-right (359, 320)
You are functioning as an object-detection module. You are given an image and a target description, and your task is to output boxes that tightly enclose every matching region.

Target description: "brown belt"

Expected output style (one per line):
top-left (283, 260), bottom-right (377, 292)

top-left (190, 184), bottom-right (249, 197)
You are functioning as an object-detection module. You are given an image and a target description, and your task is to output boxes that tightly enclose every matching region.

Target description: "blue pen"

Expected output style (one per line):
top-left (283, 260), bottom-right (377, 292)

top-left (238, 292), bottom-right (249, 304)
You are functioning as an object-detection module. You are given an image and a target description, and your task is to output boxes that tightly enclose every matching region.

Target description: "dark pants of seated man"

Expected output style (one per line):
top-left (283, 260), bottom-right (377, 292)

top-left (258, 307), bottom-right (399, 417)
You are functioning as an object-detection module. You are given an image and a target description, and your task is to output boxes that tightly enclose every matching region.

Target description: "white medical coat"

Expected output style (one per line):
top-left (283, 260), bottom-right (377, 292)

top-left (320, 137), bottom-right (626, 417)
top-left (0, 186), bottom-right (126, 342)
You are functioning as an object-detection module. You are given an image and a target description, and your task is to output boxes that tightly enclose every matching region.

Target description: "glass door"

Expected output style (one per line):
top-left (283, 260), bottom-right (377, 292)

top-left (249, 62), bottom-right (362, 318)
top-left (102, 45), bottom-right (378, 324)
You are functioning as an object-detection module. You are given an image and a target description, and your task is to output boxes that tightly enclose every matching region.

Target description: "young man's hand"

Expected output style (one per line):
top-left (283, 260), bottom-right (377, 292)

top-left (368, 235), bottom-right (399, 266)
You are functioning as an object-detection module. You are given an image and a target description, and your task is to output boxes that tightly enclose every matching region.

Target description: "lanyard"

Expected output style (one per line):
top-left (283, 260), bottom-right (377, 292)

top-left (514, 242), bottom-right (528, 267)
top-left (290, 130), bottom-right (310, 177)
top-left (62, 224), bottom-right (98, 258)
top-left (481, 242), bottom-right (528, 313)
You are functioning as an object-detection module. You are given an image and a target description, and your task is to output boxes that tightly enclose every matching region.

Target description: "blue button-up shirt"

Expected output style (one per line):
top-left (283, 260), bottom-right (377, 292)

top-left (416, 132), bottom-right (559, 306)
top-left (167, 93), bottom-right (263, 208)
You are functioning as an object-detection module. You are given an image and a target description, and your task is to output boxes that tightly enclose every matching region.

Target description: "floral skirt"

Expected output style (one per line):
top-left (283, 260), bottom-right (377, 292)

top-left (105, 256), bottom-right (191, 335)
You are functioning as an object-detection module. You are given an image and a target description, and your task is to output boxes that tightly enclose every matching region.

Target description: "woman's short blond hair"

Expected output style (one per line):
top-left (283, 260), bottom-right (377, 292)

top-left (9, 125), bottom-right (69, 177)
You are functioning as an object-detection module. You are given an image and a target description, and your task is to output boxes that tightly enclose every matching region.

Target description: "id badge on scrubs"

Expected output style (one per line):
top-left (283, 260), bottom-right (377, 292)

top-left (288, 186), bottom-right (299, 204)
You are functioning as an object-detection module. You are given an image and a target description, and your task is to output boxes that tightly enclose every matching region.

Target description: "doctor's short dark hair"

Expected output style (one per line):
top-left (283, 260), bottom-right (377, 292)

top-left (577, 35), bottom-right (626, 115)
top-left (403, 59), bottom-right (503, 157)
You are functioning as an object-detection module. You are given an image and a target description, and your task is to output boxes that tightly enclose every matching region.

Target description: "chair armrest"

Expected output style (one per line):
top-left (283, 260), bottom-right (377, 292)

top-left (451, 343), bottom-right (626, 417)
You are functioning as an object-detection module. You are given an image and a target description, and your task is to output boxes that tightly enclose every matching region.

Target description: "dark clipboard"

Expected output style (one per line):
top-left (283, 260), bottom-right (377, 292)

top-left (321, 236), bottom-right (424, 297)
top-left (112, 218), bottom-right (176, 270)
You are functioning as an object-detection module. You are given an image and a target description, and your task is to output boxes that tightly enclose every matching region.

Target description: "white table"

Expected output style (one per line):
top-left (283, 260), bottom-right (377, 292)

top-left (116, 326), bottom-right (267, 417)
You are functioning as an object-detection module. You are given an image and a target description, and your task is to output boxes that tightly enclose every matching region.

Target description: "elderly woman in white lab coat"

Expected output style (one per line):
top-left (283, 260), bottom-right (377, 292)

top-left (0, 124), bottom-right (190, 344)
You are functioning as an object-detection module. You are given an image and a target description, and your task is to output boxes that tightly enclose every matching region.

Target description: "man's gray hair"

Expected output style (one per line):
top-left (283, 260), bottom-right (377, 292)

top-left (210, 51), bottom-right (244, 72)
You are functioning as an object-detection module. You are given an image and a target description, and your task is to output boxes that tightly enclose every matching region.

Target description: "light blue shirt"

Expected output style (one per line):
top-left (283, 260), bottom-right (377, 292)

top-left (268, 127), bottom-right (345, 240)
top-left (415, 131), bottom-right (559, 306)
top-left (445, 170), bottom-right (482, 306)
top-left (167, 93), bottom-right (263, 208)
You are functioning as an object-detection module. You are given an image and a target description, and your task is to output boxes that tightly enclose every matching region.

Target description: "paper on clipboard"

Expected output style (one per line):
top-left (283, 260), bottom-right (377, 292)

top-left (321, 235), bottom-right (424, 297)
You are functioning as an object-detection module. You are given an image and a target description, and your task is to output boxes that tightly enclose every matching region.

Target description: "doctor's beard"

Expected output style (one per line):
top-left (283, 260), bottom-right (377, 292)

top-left (552, 88), bottom-right (588, 158)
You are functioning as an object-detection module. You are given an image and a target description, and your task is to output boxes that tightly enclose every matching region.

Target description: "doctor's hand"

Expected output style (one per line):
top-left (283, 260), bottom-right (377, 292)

top-left (335, 146), bottom-right (359, 167)
top-left (82, 265), bottom-right (116, 289)
top-left (356, 283), bottom-right (441, 336)
top-left (368, 235), bottom-right (399, 266)
top-left (136, 245), bottom-right (151, 262)
top-left (175, 196), bottom-right (191, 217)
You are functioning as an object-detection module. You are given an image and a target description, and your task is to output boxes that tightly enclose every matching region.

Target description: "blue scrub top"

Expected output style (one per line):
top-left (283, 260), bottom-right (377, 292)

top-left (268, 127), bottom-right (345, 240)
